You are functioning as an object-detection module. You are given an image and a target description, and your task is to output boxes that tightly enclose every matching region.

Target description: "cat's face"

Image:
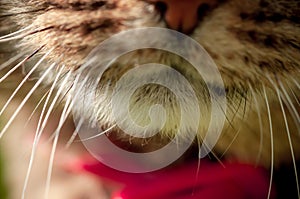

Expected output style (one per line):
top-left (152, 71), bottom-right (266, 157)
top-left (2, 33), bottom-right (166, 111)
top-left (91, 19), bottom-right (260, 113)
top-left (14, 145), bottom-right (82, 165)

top-left (1, 0), bottom-right (300, 168)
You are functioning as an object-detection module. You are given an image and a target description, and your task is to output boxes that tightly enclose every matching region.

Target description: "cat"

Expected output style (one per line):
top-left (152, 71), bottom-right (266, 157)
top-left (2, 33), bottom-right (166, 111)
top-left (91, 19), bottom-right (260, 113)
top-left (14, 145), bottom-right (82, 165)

top-left (0, 0), bottom-right (299, 198)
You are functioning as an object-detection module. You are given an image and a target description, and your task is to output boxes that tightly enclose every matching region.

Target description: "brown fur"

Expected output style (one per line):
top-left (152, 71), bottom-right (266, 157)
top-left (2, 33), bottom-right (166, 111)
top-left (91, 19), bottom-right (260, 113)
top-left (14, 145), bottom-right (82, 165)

top-left (0, 1), bottom-right (300, 197)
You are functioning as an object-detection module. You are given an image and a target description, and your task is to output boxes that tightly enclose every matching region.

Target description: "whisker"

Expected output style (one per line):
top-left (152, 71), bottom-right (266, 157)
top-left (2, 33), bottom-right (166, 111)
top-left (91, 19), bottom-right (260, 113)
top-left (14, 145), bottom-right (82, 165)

top-left (0, 8), bottom-right (46, 18)
top-left (69, 69), bottom-right (140, 143)
top-left (0, 61), bottom-right (56, 138)
top-left (79, 123), bottom-right (117, 142)
top-left (197, 85), bottom-right (228, 164)
top-left (274, 82), bottom-right (300, 199)
top-left (21, 65), bottom-right (65, 199)
top-left (25, 90), bottom-right (50, 127)
top-left (289, 88), bottom-right (300, 107)
top-left (192, 156), bottom-right (201, 197)
top-left (0, 27), bottom-right (53, 43)
top-left (278, 78), bottom-right (300, 134)
top-left (217, 96), bottom-right (242, 159)
top-left (45, 92), bottom-right (73, 199)
top-left (220, 129), bottom-right (241, 159)
top-left (195, 135), bottom-right (225, 168)
top-left (68, 72), bottom-right (105, 148)
top-left (46, 95), bottom-right (75, 144)
top-left (51, 73), bottom-right (93, 143)
top-left (0, 33), bottom-right (31, 42)
top-left (263, 85), bottom-right (274, 199)
top-left (219, 88), bottom-right (250, 159)
top-left (0, 52), bottom-right (25, 71)
top-left (229, 91), bottom-right (244, 122)
top-left (248, 83), bottom-right (264, 166)
top-left (291, 77), bottom-right (300, 91)
top-left (49, 84), bottom-right (73, 115)
top-left (36, 66), bottom-right (66, 140)
top-left (220, 93), bottom-right (238, 132)
top-left (0, 25), bottom-right (33, 40)
top-left (65, 117), bottom-right (84, 148)
top-left (0, 48), bottom-right (53, 117)
top-left (24, 58), bottom-right (66, 125)
top-left (34, 70), bottom-right (72, 145)
top-left (0, 46), bottom-right (43, 83)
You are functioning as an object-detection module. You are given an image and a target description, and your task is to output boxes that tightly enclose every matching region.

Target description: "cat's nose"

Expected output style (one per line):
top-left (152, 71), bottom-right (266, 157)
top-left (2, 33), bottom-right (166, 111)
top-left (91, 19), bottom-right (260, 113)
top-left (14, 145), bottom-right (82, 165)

top-left (152, 0), bottom-right (216, 34)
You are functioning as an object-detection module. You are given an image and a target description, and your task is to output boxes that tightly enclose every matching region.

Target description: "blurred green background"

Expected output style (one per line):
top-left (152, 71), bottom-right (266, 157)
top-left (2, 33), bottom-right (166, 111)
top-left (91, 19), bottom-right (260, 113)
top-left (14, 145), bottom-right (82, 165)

top-left (0, 119), bottom-right (8, 199)
top-left (0, 150), bottom-right (8, 199)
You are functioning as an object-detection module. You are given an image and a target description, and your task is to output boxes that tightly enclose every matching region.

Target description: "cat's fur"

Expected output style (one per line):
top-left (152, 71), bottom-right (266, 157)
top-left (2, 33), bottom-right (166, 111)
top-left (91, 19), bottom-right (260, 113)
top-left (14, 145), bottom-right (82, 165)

top-left (0, 0), bottom-right (300, 198)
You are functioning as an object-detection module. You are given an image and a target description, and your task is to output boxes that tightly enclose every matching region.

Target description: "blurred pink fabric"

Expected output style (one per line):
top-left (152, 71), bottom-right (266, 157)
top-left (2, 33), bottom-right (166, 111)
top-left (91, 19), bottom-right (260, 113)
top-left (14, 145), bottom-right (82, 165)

top-left (71, 157), bottom-right (275, 199)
